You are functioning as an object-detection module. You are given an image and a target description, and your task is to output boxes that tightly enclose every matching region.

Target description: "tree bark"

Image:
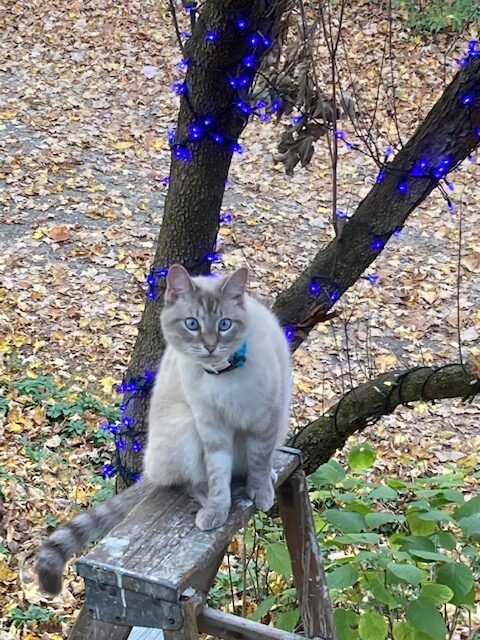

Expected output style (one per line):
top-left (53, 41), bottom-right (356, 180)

top-left (273, 56), bottom-right (480, 349)
top-left (117, 0), bottom-right (289, 487)
top-left (288, 363), bottom-right (480, 476)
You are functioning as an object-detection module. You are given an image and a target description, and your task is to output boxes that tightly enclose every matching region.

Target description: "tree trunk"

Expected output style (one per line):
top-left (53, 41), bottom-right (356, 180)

top-left (289, 363), bottom-right (480, 476)
top-left (117, 0), bottom-right (289, 487)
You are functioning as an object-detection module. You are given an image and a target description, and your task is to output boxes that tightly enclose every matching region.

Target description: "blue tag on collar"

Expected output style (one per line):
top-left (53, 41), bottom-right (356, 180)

top-left (204, 341), bottom-right (247, 375)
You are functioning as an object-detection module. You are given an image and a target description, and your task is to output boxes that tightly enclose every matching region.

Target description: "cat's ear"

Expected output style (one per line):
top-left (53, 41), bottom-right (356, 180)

top-left (221, 268), bottom-right (248, 303)
top-left (165, 264), bottom-right (195, 304)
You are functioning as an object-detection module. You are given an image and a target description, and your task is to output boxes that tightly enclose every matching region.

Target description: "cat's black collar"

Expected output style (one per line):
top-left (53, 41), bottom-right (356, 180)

top-left (203, 342), bottom-right (247, 375)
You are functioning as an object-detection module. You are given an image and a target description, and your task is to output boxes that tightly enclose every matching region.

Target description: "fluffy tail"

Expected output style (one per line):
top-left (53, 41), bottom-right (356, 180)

top-left (36, 481), bottom-right (148, 595)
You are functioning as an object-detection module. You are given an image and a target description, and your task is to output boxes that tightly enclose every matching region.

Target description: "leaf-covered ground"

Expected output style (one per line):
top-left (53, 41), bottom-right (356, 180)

top-left (0, 1), bottom-right (479, 638)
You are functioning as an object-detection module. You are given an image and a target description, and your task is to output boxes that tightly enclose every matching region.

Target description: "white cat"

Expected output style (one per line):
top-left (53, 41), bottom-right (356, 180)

top-left (145, 265), bottom-right (291, 530)
top-left (36, 265), bottom-right (291, 595)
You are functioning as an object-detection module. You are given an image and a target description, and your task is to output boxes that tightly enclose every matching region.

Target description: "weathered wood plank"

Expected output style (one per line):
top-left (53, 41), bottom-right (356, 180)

top-left (197, 606), bottom-right (307, 640)
top-left (68, 606), bottom-right (131, 640)
top-left (277, 469), bottom-right (336, 640)
top-left (78, 448), bottom-right (300, 603)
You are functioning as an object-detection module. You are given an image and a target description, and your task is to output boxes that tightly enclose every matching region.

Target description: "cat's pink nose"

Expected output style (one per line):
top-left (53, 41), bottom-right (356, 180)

top-left (204, 344), bottom-right (216, 353)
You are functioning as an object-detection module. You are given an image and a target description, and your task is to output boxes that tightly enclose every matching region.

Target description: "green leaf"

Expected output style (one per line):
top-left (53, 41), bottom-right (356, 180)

top-left (334, 608), bottom-right (359, 640)
top-left (387, 562), bottom-right (426, 585)
top-left (436, 562), bottom-right (474, 605)
top-left (358, 611), bottom-right (388, 640)
top-left (348, 501), bottom-right (372, 515)
top-left (406, 512), bottom-right (436, 536)
top-left (392, 621), bottom-right (417, 640)
top-left (327, 565), bottom-right (360, 590)
top-left (365, 512), bottom-right (404, 529)
top-left (251, 595), bottom-right (275, 622)
top-left (335, 533), bottom-right (381, 545)
top-left (388, 478), bottom-right (408, 489)
top-left (369, 485), bottom-right (398, 501)
top-left (266, 542), bottom-right (292, 576)
top-left (397, 535), bottom-right (436, 553)
top-left (276, 608), bottom-right (299, 632)
top-left (310, 459), bottom-right (346, 486)
top-left (453, 496), bottom-right (480, 520)
top-left (420, 583), bottom-right (454, 604)
top-left (406, 597), bottom-right (448, 640)
top-left (324, 509), bottom-right (365, 533)
top-left (407, 549), bottom-right (451, 563)
top-left (436, 531), bottom-right (457, 550)
top-left (367, 577), bottom-right (399, 607)
top-left (417, 509), bottom-right (452, 522)
top-left (457, 513), bottom-right (480, 537)
top-left (440, 489), bottom-right (464, 504)
top-left (348, 443), bottom-right (376, 471)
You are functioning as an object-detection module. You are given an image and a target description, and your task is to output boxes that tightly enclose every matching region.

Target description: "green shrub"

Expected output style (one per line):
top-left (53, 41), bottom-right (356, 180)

top-left (394, 0), bottom-right (480, 33)
top-left (210, 445), bottom-right (479, 638)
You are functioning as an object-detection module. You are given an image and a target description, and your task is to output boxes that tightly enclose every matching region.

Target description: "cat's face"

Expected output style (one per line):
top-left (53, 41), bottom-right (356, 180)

top-left (161, 265), bottom-right (249, 366)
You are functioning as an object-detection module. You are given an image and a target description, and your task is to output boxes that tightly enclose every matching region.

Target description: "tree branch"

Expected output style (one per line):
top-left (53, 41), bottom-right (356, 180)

top-left (273, 56), bottom-right (480, 349)
top-left (289, 363), bottom-right (480, 476)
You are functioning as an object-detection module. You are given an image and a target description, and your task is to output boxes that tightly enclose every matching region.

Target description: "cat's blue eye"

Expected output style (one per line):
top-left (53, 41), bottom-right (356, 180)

top-left (185, 317), bottom-right (200, 331)
top-left (218, 318), bottom-right (232, 332)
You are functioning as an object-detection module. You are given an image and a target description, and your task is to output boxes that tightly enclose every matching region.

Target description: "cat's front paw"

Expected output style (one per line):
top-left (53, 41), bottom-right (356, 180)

top-left (195, 506), bottom-right (230, 531)
top-left (247, 482), bottom-right (275, 512)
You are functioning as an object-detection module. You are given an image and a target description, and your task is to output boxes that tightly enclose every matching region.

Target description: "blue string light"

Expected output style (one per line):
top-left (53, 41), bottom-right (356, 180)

top-left (100, 371), bottom-right (156, 480)
top-left (172, 81), bottom-right (187, 95)
top-left (285, 327), bottom-right (295, 341)
top-left (205, 31), bottom-right (219, 42)
top-left (376, 170), bottom-right (385, 184)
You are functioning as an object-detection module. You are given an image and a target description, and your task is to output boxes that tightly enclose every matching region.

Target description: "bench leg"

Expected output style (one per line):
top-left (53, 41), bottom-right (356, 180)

top-left (163, 591), bottom-right (200, 640)
top-left (68, 605), bottom-right (131, 640)
top-left (277, 469), bottom-right (336, 640)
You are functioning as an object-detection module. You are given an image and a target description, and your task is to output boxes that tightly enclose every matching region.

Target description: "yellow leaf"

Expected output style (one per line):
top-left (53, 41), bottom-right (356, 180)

top-left (100, 376), bottom-right (118, 394)
top-left (33, 340), bottom-right (45, 353)
top-left (31, 405), bottom-right (45, 425)
top-left (151, 138), bottom-right (167, 150)
top-left (0, 109), bottom-right (18, 120)
top-left (113, 141), bottom-right (133, 150)
top-left (297, 381), bottom-right (312, 393)
top-left (3, 601), bottom-right (18, 617)
top-left (0, 560), bottom-right (17, 581)
top-left (100, 335), bottom-right (111, 348)
top-left (457, 454), bottom-right (478, 469)
top-left (32, 228), bottom-right (45, 240)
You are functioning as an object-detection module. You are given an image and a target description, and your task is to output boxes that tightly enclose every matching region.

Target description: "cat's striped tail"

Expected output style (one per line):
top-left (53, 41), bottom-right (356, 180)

top-left (36, 481), bottom-right (149, 595)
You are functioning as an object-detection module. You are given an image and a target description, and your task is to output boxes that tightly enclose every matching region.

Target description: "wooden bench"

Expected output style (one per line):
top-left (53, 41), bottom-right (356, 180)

top-left (70, 447), bottom-right (336, 640)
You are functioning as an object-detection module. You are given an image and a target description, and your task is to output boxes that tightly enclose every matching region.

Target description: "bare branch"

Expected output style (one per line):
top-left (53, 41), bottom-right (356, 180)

top-left (289, 363), bottom-right (480, 476)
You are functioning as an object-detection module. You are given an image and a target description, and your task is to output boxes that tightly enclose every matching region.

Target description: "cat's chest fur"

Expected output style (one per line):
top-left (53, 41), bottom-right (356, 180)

top-left (178, 357), bottom-right (272, 429)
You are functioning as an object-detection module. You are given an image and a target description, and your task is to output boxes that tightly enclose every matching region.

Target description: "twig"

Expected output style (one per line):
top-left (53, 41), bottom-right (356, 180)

top-left (167, 0), bottom-right (186, 56)
top-left (387, 0), bottom-right (403, 148)
top-left (456, 203), bottom-right (464, 366)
